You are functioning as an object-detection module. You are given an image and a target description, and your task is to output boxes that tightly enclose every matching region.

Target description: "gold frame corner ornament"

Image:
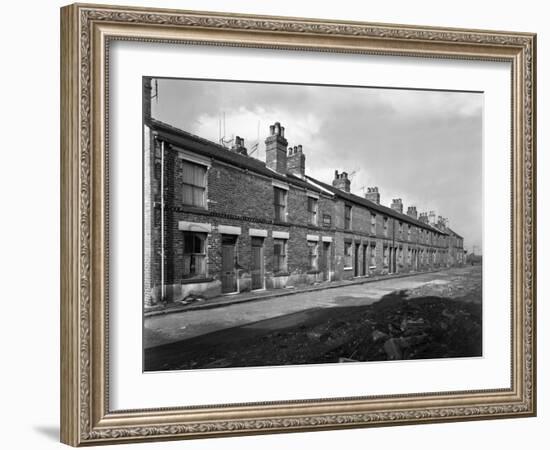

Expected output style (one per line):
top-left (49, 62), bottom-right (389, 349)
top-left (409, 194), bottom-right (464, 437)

top-left (60, 2), bottom-right (536, 446)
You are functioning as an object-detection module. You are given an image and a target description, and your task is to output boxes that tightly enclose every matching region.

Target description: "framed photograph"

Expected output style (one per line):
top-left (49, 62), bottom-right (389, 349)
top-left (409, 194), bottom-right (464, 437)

top-left (60, 3), bottom-right (536, 446)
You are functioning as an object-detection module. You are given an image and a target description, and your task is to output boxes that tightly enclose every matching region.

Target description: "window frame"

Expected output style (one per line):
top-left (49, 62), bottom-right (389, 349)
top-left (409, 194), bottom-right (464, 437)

top-left (344, 204), bottom-right (352, 230)
top-left (307, 240), bottom-right (319, 270)
top-left (307, 196), bottom-right (318, 226)
top-left (273, 238), bottom-right (288, 272)
top-left (181, 159), bottom-right (208, 209)
top-left (181, 231), bottom-right (208, 280)
top-left (344, 241), bottom-right (353, 269)
top-left (274, 187), bottom-right (288, 222)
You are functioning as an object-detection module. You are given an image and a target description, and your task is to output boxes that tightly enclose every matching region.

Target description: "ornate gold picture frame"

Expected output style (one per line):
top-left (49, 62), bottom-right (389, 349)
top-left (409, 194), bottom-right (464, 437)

top-left (60, 3), bottom-right (536, 446)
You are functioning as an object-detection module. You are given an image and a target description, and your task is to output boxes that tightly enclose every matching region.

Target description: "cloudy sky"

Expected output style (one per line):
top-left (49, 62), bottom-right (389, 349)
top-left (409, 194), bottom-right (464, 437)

top-left (150, 78), bottom-right (483, 253)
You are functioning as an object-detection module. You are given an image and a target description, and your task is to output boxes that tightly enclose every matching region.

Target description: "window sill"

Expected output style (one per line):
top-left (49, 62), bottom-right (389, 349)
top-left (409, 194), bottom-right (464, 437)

top-left (343, 267), bottom-right (353, 271)
top-left (307, 269), bottom-right (321, 274)
top-left (181, 205), bottom-right (208, 214)
top-left (180, 277), bottom-right (214, 285)
top-left (273, 271), bottom-right (290, 277)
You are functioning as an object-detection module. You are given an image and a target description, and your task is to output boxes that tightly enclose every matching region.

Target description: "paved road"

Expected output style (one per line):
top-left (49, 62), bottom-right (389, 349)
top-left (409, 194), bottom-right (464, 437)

top-left (144, 267), bottom-right (477, 349)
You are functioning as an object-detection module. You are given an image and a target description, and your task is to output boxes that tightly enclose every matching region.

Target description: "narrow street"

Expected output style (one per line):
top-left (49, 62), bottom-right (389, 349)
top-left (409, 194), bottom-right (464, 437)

top-left (145, 266), bottom-right (481, 348)
top-left (144, 266), bottom-right (482, 371)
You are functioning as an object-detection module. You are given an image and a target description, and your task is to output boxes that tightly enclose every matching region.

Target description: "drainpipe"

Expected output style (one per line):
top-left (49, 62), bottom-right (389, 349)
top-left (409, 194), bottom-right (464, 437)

top-left (392, 219), bottom-right (396, 273)
top-left (160, 140), bottom-right (166, 301)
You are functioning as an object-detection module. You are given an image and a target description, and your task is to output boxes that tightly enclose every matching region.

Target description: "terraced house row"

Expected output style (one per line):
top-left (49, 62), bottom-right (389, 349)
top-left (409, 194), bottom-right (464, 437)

top-left (144, 118), bottom-right (465, 307)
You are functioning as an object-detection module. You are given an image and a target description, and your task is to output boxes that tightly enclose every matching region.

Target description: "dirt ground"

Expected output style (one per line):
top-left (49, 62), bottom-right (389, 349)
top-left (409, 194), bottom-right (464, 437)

top-left (145, 265), bottom-right (482, 371)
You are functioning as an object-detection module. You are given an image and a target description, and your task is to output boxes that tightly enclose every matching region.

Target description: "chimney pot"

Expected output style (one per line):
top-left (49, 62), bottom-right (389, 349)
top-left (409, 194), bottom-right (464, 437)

top-left (265, 122), bottom-right (288, 173)
top-left (287, 143), bottom-right (306, 177)
top-left (332, 169), bottom-right (351, 192)
top-left (365, 186), bottom-right (380, 204)
top-left (391, 198), bottom-right (403, 214)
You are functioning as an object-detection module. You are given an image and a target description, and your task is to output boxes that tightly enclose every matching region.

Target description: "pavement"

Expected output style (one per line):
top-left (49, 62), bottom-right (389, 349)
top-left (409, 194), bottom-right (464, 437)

top-left (145, 269), bottom-right (445, 317)
top-left (144, 266), bottom-right (480, 349)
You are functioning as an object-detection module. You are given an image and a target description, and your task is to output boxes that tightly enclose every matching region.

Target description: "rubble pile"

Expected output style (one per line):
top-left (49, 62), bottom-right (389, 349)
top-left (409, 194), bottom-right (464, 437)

top-left (324, 292), bottom-right (482, 362)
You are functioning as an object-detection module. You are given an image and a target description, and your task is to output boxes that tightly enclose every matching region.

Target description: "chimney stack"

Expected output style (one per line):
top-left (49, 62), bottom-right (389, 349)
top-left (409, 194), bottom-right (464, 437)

top-left (287, 145), bottom-right (305, 177)
top-left (419, 212), bottom-right (429, 224)
top-left (365, 187), bottom-right (380, 204)
top-left (265, 122), bottom-right (288, 173)
top-left (332, 170), bottom-right (351, 193)
top-left (391, 198), bottom-right (403, 214)
top-left (407, 206), bottom-right (418, 219)
top-left (231, 136), bottom-right (248, 156)
top-left (429, 211), bottom-right (436, 226)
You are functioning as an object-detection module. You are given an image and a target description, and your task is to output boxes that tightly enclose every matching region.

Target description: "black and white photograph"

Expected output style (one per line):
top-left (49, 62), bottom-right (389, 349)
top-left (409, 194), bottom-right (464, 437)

top-left (142, 77), bottom-right (483, 372)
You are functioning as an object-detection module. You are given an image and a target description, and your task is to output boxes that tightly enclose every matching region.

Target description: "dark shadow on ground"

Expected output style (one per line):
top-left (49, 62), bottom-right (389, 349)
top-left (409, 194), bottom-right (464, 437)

top-left (144, 290), bottom-right (482, 372)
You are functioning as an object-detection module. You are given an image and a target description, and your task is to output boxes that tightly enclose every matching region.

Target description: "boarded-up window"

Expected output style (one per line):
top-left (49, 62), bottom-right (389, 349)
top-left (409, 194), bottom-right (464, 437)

top-left (383, 217), bottom-right (389, 237)
top-left (182, 232), bottom-right (206, 279)
top-left (370, 244), bottom-right (376, 267)
top-left (182, 160), bottom-right (207, 208)
top-left (273, 238), bottom-right (287, 272)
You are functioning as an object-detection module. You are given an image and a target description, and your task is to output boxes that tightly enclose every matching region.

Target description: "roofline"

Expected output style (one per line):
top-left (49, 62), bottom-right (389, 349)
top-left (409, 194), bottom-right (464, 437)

top-left (306, 175), bottom-right (447, 235)
top-left (147, 118), bottom-right (454, 237)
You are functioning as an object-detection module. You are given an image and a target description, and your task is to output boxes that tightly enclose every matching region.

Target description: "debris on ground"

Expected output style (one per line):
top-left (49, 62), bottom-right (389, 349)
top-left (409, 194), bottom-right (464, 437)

top-left (145, 268), bottom-right (482, 371)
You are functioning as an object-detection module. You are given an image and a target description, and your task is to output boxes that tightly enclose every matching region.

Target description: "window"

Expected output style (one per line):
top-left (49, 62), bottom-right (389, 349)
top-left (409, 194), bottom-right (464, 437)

top-left (322, 214), bottom-right (332, 227)
top-left (307, 241), bottom-right (318, 270)
top-left (307, 197), bottom-right (318, 225)
top-left (370, 213), bottom-right (376, 234)
top-left (398, 222), bottom-right (403, 239)
top-left (383, 217), bottom-right (389, 237)
top-left (383, 246), bottom-right (389, 266)
top-left (344, 242), bottom-right (353, 268)
top-left (407, 225), bottom-right (411, 241)
top-left (182, 232), bottom-right (207, 279)
top-left (370, 244), bottom-right (376, 267)
top-left (274, 187), bottom-right (287, 222)
top-left (408, 248), bottom-right (412, 264)
top-left (344, 205), bottom-right (352, 230)
top-left (182, 160), bottom-right (207, 208)
top-left (273, 238), bottom-right (287, 272)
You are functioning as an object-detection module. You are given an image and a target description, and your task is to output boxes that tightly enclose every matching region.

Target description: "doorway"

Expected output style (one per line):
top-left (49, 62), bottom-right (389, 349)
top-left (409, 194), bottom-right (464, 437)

top-left (362, 244), bottom-right (368, 276)
top-left (250, 237), bottom-right (264, 290)
top-left (354, 243), bottom-right (360, 277)
top-left (221, 235), bottom-right (238, 294)
top-left (321, 241), bottom-right (331, 281)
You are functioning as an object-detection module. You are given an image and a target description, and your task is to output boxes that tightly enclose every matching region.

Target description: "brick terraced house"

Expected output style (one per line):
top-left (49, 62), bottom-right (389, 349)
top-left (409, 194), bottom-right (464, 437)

top-left (143, 86), bottom-right (466, 306)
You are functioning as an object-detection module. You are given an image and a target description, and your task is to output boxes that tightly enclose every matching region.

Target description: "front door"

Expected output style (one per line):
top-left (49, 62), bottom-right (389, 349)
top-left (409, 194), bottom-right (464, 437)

top-left (362, 244), bottom-right (368, 276)
top-left (221, 235), bottom-right (238, 293)
top-left (321, 242), bottom-right (330, 281)
top-left (250, 237), bottom-right (264, 290)
top-left (354, 243), bottom-right (360, 277)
